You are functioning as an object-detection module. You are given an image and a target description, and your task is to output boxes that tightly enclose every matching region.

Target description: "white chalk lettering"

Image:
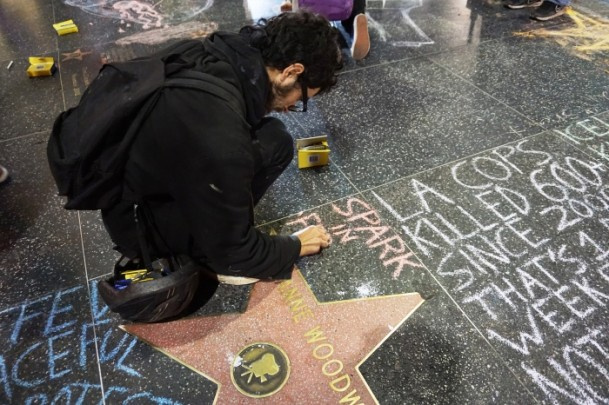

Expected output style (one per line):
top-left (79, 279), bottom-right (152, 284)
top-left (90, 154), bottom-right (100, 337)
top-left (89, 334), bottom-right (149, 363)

top-left (549, 163), bottom-right (587, 192)
top-left (457, 205), bottom-right (499, 232)
top-left (451, 161), bottom-right (492, 190)
top-left (515, 139), bottom-right (553, 166)
top-left (555, 117), bottom-right (609, 144)
top-left (579, 231), bottom-right (609, 261)
top-left (462, 287), bottom-right (498, 320)
top-left (363, 125), bottom-right (609, 404)
top-left (522, 360), bottom-right (592, 403)
top-left (401, 222), bottom-right (442, 257)
top-left (505, 217), bottom-right (550, 249)
top-left (531, 169), bottom-right (569, 202)
top-left (411, 179), bottom-right (454, 212)
top-left (495, 225), bottom-right (528, 258)
top-left (372, 191), bottom-right (423, 222)
top-left (588, 142), bottom-right (609, 161)
top-left (519, 254), bottom-right (559, 285)
top-left (517, 268), bottom-right (552, 300)
top-left (488, 308), bottom-right (543, 355)
top-left (436, 253), bottom-right (475, 291)
top-left (492, 145), bottom-right (524, 175)
top-left (476, 186), bottom-right (530, 221)
top-left (531, 292), bottom-right (575, 334)
top-left (565, 157), bottom-right (605, 187)
top-left (555, 245), bottom-right (587, 274)
top-left (463, 235), bottom-right (511, 274)
top-left (493, 278), bottom-right (529, 309)
top-left (572, 276), bottom-right (609, 306)
top-left (552, 285), bottom-right (595, 319)
top-left (473, 156), bottom-right (512, 182)
top-left (540, 205), bottom-right (582, 232)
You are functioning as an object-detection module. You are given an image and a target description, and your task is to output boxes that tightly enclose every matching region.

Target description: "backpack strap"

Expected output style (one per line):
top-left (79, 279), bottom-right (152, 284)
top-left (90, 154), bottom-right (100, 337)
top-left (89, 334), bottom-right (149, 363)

top-left (130, 71), bottom-right (250, 270)
top-left (165, 71), bottom-right (247, 121)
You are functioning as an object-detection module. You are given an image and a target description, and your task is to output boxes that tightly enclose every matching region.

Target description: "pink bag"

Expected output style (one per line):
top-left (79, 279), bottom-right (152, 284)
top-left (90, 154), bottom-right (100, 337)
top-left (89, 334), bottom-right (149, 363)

top-left (296, 0), bottom-right (354, 21)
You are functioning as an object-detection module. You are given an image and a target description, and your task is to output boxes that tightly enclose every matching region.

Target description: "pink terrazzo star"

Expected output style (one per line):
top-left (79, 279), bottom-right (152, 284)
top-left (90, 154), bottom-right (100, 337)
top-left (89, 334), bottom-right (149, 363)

top-left (122, 271), bottom-right (424, 404)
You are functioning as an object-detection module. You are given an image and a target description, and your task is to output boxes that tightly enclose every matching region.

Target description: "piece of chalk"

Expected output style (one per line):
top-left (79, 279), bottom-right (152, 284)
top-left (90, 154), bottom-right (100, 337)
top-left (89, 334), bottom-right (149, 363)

top-left (53, 20), bottom-right (79, 35)
top-left (7, 61), bottom-right (13, 70)
top-left (300, 144), bottom-right (328, 150)
top-left (26, 61), bottom-right (57, 77)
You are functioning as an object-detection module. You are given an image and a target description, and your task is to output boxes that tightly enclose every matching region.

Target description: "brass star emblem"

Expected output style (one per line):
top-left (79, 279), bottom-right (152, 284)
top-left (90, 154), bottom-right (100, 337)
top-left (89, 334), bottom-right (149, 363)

top-left (61, 48), bottom-right (92, 62)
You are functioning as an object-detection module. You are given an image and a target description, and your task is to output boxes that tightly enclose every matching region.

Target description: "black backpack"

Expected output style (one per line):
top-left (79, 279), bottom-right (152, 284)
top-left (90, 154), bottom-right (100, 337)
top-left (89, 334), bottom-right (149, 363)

top-left (47, 41), bottom-right (244, 322)
top-left (47, 40), bottom-right (245, 210)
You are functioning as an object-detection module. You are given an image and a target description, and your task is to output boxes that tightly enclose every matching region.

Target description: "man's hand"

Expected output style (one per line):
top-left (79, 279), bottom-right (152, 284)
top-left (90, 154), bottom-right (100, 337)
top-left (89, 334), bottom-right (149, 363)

top-left (292, 225), bottom-right (331, 256)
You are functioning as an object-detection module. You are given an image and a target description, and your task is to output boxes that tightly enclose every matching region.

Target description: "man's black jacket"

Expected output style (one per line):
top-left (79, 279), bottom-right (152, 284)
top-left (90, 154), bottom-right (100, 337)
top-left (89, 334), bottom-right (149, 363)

top-left (103, 32), bottom-right (301, 279)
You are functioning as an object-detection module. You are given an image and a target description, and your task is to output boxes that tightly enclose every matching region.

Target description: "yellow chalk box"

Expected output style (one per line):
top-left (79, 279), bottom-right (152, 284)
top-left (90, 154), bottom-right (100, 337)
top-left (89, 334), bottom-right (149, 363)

top-left (26, 57), bottom-right (57, 77)
top-left (53, 20), bottom-right (79, 35)
top-left (297, 135), bottom-right (330, 169)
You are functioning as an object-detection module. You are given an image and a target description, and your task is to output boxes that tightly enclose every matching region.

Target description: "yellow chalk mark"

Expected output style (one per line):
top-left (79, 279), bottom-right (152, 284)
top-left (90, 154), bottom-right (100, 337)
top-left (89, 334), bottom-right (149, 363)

top-left (514, 8), bottom-right (609, 73)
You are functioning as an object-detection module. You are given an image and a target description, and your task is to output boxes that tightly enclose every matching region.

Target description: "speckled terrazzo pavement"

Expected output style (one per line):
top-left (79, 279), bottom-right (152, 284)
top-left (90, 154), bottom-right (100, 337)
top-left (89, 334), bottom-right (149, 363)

top-left (1, 0), bottom-right (609, 404)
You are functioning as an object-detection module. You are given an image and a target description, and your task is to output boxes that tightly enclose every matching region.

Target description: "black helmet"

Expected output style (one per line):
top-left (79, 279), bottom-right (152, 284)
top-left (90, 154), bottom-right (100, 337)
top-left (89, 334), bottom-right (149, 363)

top-left (98, 256), bottom-right (200, 323)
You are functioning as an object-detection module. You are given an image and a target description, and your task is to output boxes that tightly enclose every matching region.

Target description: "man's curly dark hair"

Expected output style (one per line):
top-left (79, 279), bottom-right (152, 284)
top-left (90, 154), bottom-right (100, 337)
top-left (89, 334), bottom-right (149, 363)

top-left (240, 11), bottom-right (344, 95)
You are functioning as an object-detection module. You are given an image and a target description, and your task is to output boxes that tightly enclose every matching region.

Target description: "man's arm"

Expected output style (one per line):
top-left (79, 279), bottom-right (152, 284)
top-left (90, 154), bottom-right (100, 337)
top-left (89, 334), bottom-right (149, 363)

top-left (153, 89), bottom-right (303, 279)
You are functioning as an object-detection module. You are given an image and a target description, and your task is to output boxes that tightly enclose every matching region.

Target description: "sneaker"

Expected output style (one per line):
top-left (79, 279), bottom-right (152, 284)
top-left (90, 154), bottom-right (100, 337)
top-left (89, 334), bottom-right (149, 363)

top-left (505, 0), bottom-right (543, 9)
top-left (531, 1), bottom-right (567, 20)
top-left (0, 165), bottom-right (8, 184)
top-left (351, 14), bottom-right (370, 61)
top-left (200, 267), bottom-right (260, 285)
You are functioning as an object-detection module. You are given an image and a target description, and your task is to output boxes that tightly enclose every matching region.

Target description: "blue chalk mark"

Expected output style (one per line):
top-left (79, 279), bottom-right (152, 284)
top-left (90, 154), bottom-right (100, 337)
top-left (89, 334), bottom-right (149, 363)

top-left (89, 280), bottom-right (110, 321)
top-left (123, 392), bottom-right (183, 405)
top-left (99, 328), bottom-right (129, 362)
top-left (79, 319), bottom-right (110, 368)
top-left (24, 382), bottom-right (102, 405)
top-left (115, 337), bottom-right (141, 377)
top-left (50, 382), bottom-right (101, 405)
top-left (51, 384), bottom-right (73, 404)
top-left (0, 355), bottom-right (12, 401)
top-left (70, 382), bottom-right (101, 405)
top-left (10, 294), bottom-right (52, 345)
top-left (0, 305), bottom-right (18, 316)
top-left (103, 385), bottom-right (129, 402)
top-left (48, 329), bottom-right (74, 380)
top-left (25, 393), bottom-right (47, 405)
top-left (12, 342), bottom-right (44, 388)
top-left (104, 385), bottom-right (181, 405)
top-left (98, 330), bottom-right (140, 376)
top-left (71, 383), bottom-right (101, 405)
top-left (44, 286), bottom-right (81, 337)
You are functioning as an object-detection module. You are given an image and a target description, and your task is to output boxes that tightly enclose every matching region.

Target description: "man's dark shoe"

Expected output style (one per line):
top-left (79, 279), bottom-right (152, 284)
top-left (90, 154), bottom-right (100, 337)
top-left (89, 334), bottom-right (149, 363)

top-left (505, 0), bottom-right (543, 9)
top-left (531, 1), bottom-right (567, 20)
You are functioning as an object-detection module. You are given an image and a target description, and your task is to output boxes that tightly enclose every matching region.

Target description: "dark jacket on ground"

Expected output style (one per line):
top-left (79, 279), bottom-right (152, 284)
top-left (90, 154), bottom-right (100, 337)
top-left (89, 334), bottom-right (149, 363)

top-left (102, 32), bottom-right (301, 279)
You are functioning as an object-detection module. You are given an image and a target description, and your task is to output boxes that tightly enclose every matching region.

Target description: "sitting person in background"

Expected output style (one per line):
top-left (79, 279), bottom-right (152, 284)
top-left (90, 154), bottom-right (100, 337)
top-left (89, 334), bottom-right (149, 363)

top-left (504, 0), bottom-right (571, 21)
top-left (280, 0), bottom-right (370, 60)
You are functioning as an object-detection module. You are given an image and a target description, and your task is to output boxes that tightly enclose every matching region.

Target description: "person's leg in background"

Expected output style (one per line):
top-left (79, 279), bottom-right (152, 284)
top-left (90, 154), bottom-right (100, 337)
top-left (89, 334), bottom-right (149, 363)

top-left (250, 117), bottom-right (294, 206)
top-left (504, 0), bottom-right (543, 9)
top-left (531, 0), bottom-right (570, 20)
top-left (341, 0), bottom-right (370, 60)
top-left (504, 0), bottom-right (570, 20)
